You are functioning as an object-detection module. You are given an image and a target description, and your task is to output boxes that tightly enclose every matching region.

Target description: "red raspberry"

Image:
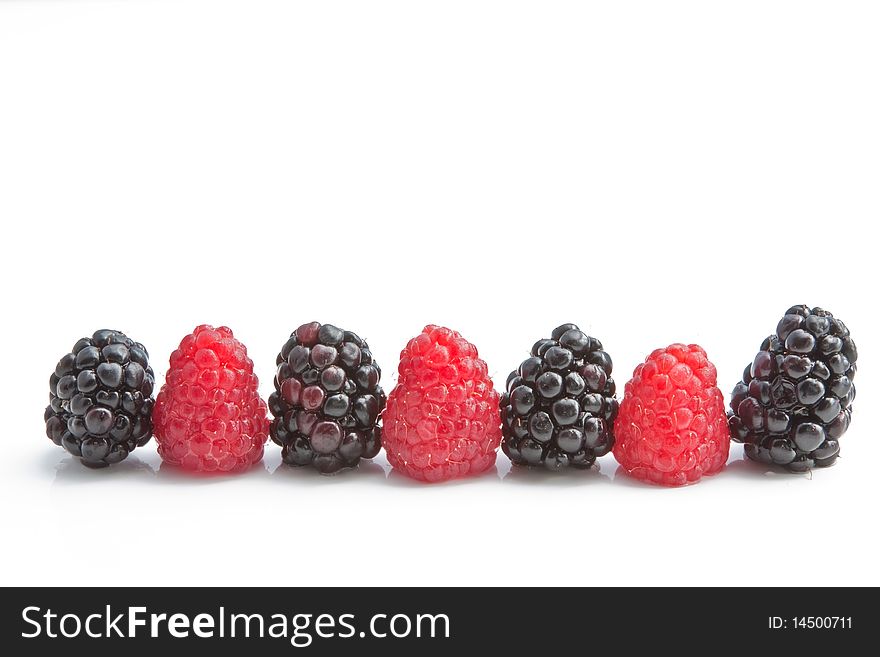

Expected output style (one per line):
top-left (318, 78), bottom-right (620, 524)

top-left (383, 325), bottom-right (501, 483)
top-left (153, 325), bottom-right (269, 473)
top-left (612, 344), bottom-right (730, 486)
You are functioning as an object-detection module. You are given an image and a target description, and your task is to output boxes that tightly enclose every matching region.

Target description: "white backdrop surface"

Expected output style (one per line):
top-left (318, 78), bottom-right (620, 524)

top-left (0, 0), bottom-right (877, 586)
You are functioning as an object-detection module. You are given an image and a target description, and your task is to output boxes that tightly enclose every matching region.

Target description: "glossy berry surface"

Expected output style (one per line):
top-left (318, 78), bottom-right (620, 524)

top-left (729, 305), bottom-right (857, 472)
top-left (383, 325), bottom-right (501, 482)
top-left (613, 344), bottom-right (729, 486)
top-left (500, 323), bottom-right (618, 471)
top-left (44, 329), bottom-right (155, 468)
top-left (268, 322), bottom-right (386, 475)
top-left (153, 325), bottom-right (268, 473)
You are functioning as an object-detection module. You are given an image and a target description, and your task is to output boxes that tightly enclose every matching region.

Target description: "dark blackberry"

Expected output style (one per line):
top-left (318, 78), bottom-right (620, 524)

top-left (729, 305), bottom-right (857, 471)
top-left (500, 323), bottom-right (618, 470)
top-left (269, 322), bottom-right (386, 474)
top-left (44, 329), bottom-right (155, 468)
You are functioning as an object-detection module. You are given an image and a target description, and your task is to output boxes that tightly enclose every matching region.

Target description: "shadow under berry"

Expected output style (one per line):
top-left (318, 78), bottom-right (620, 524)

top-left (501, 461), bottom-right (612, 487)
top-left (723, 456), bottom-right (823, 481)
top-left (384, 463), bottom-right (501, 488)
top-left (155, 459), bottom-right (271, 484)
top-left (269, 458), bottom-right (388, 482)
top-left (50, 452), bottom-right (157, 485)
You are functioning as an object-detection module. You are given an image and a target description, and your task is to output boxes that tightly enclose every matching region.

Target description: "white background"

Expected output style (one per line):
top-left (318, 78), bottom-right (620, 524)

top-left (1, 0), bottom-right (877, 587)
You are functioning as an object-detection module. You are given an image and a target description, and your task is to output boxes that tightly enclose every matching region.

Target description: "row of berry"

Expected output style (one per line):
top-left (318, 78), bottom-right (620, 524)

top-left (44, 305), bottom-right (857, 486)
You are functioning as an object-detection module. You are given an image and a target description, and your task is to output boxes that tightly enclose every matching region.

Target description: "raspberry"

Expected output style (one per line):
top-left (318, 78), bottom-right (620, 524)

top-left (729, 305), bottom-right (857, 472)
top-left (383, 325), bottom-right (501, 482)
top-left (268, 322), bottom-right (386, 474)
top-left (44, 329), bottom-right (155, 468)
top-left (612, 344), bottom-right (730, 486)
top-left (153, 325), bottom-right (269, 473)
top-left (500, 323), bottom-right (618, 470)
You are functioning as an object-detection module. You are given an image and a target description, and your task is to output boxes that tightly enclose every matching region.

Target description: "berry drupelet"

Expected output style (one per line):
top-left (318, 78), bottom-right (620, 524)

top-left (152, 325), bottom-right (269, 473)
top-left (383, 325), bottom-right (501, 483)
top-left (500, 323), bottom-right (618, 471)
top-left (729, 305), bottom-right (857, 472)
top-left (268, 322), bottom-right (386, 475)
top-left (44, 329), bottom-right (155, 468)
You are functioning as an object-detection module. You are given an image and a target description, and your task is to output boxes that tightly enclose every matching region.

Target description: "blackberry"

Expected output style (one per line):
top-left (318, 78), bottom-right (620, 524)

top-left (500, 323), bottom-right (618, 470)
top-left (729, 305), bottom-right (857, 472)
top-left (269, 322), bottom-right (386, 474)
top-left (44, 329), bottom-right (155, 468)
